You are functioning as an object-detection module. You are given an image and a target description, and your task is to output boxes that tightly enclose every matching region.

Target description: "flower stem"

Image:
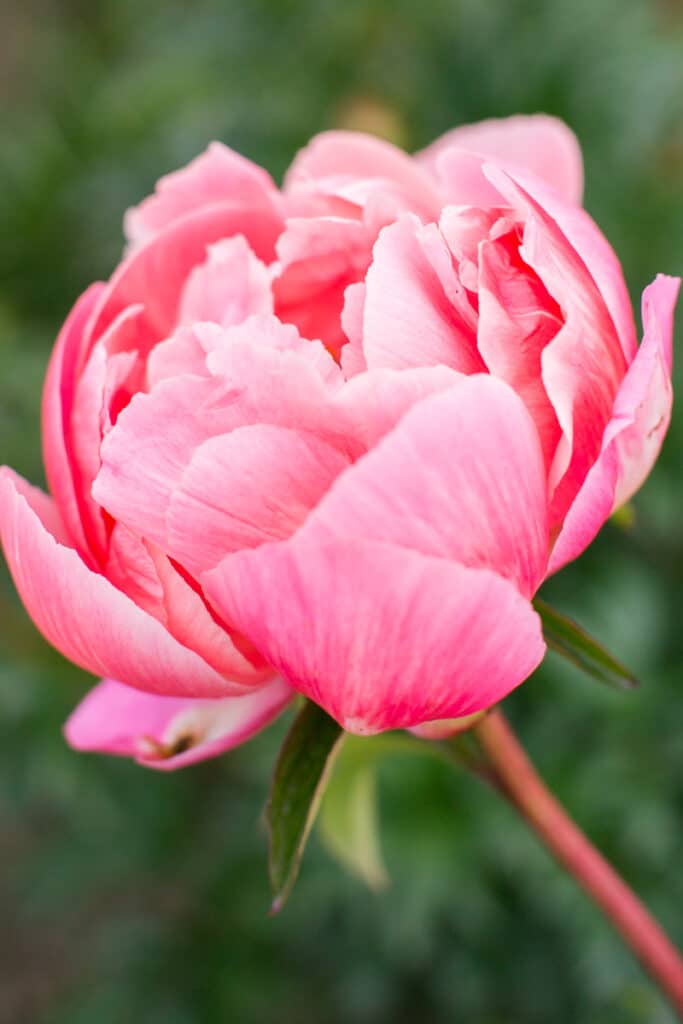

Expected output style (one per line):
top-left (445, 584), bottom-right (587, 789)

top-left (472, 708), bottom-right (683, 1014)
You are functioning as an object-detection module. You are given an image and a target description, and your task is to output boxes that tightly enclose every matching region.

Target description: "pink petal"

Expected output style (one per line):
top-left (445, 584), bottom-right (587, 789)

top-left (104, 523), bottom-right (167, 619)
top-left (339, 281), bottom-right (368, 376)
top-left (476, 235), bottom-right (563, 471)
top-left (284, 130), bottom-right (440, 219)
top-left (306, 376), bottom-right (549, 598)
top-left (485, 166), bottom-right (629, 524)
top-left (68, 307), bottom-right (147, 560)
top-left (91, 202), bottom-right (283, 346)
top-left (64, 676), bottom-right (291, 770)
top-left (144, 544), bottom-right (271, 680)
top-left (178, 235), bottom-right (273, 326)
top-left (417, 114), bottom-right (583, 205)
top-left (273, 216), bottom-right (371, 353)
top-left (549, 275), bottom-right (679, 573)
top-left (333, 364), bottom-right (464, 450)
top-left (165, 424), bottom-right (351, 577)
top-left (146, 324), bottom-right (215, 388)
top-left (42, 283), bottom-right (107, 562)
top-left (485, 163), bottom-right (637, 361)
top-left (275, 217), bottom-right (370, 290)
top-left (124, 142), bottom-right (281, 247)
top-left (94, 318), bottom-right (346, 551)
top-left (0, 469), bottom-right (261, 695)
top-left (204, 536), bottom-right (545, 734)
top-left (357, 216), bottom-right (484, 373)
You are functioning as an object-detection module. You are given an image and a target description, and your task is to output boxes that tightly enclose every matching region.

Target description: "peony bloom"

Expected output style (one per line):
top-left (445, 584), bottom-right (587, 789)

top-left (0, 114), bottom-right (678, 766)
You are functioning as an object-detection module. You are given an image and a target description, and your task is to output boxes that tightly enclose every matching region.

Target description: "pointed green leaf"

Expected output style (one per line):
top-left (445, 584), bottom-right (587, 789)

top-left (266, 700), bottom-right (345, 913)
top-left (534, 598), bottom-right (639, 690)
top-left (318, 748), bottom-right (389, 891)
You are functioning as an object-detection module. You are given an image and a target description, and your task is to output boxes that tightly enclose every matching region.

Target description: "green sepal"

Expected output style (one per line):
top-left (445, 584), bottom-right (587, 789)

top-left (318, 741), bottom-right (389, 891)
top-left (266, 700), bottom-right (345, 913)
top-left (535, 597), bottom-right (639, 690)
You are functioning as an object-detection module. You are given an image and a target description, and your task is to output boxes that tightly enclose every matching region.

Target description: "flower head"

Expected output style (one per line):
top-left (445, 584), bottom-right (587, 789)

top-left (1, 115), bottom-right (677, 762)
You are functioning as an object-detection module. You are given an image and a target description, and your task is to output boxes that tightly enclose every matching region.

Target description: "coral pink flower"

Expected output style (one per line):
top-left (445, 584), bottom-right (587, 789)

top-left (0, 115), bottom-right (678, 763)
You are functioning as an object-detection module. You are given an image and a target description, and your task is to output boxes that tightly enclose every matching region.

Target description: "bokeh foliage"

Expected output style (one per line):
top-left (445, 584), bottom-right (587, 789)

top-left (1, 1), bottom-right (682, 1021)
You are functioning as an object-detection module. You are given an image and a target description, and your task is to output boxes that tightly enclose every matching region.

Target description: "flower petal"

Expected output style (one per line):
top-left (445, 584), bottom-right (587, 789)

top-left (486, 163), bottom-right (636, 362)
top-left (95, 318), bottom-right (346, 551)
top-left (64, 676), bottom-right (291, 770)
top-left (92, 202), bottom-right (283, 345)
top-left (166, 424), bottom-right (351, 576)
top-left (357, 216), bottom-right (484, 373)
top-left (178, 235), bottom-right (273, 326)
top-left (273, 216), bottom-right (371, 354)
top-left (549, 275), bottom-right (679, 573)
top-left (0, 469), bottom-right (261, 695)
top-left (42, 283), bottom-right (107, 562)
top-left (204, 536), bottom-right (545, 734)
top-left (417, 114), bottom-right (583, 205)
top-left (124, 142), bottom-right (281, 247)
top-left (284, 130), bottom-right (440, 219)
top-left (485, 166), bottom-right (629, 524)
top-left (306, 376), bottom-right (549, 598)
top-left (476, 235), bottom-right (563, 471)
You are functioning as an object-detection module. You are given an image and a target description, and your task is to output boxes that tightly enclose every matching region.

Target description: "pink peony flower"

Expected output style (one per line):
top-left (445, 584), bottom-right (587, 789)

top-left (0, 114), bottom-right (678, 765)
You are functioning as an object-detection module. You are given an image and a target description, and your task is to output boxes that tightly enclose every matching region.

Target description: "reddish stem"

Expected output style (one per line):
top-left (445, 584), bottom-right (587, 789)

top-left (473, 709), bottom-right (683, 1014)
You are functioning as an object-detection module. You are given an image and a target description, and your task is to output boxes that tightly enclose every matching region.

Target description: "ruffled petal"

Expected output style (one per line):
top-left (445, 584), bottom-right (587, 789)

top-left (95, 317), bottom-right (347, 551)
top-left (178, 235), bottom-right (273, 326)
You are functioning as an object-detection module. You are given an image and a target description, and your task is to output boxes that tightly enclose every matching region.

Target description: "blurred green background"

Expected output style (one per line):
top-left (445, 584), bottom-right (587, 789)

top-left (1, 1), bottom-right (682, 1021)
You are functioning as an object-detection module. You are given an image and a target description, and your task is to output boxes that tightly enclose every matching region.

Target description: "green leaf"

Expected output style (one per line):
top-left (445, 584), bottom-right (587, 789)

top-left (266, 700), bottom-right (345, 913)
top-left (534, 598), bottom-right (639, 690)
top-left (318, 746), bottom-right (389, 891)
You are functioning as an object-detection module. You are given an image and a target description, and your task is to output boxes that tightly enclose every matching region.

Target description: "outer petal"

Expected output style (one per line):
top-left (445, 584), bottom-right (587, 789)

top-left (124, 142), bottom-right (281, 247)
top-left (306, 377), bottom-right (549, 598)
top-left (549, 275), bottom-right (679, 573)
top-left (64, 677), bottom-right (291, 771)
top-left (417, 114), bottom-right (583, 205)
top-left (0, 469), bottom-right (261, 695)
top-left (203, 536), bottom-right (545, 734)
top-left (42, 282), bottom-right (107, 561)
